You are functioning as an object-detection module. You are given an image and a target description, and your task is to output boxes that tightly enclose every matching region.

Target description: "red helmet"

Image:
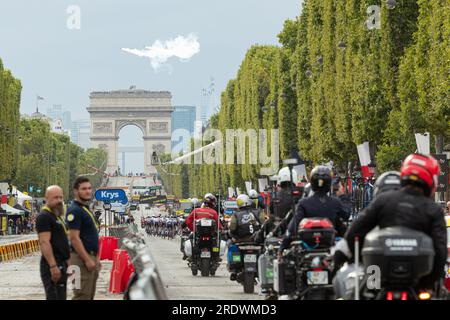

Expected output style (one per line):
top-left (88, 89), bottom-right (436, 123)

top-left (400, 154), bottom-right (440, 197)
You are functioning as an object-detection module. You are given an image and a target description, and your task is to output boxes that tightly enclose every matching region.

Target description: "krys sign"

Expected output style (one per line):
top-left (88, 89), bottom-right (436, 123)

top-left (95, 189), bottom-right (128, 204)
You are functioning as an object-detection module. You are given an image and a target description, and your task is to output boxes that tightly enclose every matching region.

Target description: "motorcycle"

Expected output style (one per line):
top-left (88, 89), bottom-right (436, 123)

top-left (258, 235), bottom-right (282, 299)
top-left (346, 227), bottom-right (439, 300)
top-left (274, 218), bottom-right (336, 300)
top-left (186, 218), bottom-right (222, 277)
top-left (229, 242), bottom-right (263, 294)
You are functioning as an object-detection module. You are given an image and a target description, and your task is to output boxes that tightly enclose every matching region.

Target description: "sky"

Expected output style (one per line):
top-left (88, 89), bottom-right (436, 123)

top-left (0, 0), bottom-right (302, 172)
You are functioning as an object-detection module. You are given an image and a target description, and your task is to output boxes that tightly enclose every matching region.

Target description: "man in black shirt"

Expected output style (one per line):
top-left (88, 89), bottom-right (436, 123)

top-left (66, 176), bottom-right (101, 300)
top-left (36, 185), bottom-right (70, 300)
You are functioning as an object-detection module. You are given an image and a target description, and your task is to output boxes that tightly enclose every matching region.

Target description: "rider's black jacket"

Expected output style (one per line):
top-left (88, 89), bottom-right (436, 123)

top-left (279, 191), bottom-right (349, 251)
top-left (270, 187), bottom-right (295, 220)
top-left (345, 187), bottom-right (447, 287)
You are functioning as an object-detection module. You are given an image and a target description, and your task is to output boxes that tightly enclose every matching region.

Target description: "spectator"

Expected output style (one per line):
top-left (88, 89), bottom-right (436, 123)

top-left (36, 185), bottom-right (70, 300)
top-left (66, 176), bottom-right (101, 300)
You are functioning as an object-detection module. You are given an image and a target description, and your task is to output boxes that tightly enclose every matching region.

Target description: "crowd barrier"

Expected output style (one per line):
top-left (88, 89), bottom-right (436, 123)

top-left (121, 236), bottom-right (168, 300)
top-left (0, 239), bottom-right (40, 263)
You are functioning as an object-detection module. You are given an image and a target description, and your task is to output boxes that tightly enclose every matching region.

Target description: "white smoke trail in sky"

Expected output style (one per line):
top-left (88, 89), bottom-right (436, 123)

top-left (121, 33), bottom-right (200, 71)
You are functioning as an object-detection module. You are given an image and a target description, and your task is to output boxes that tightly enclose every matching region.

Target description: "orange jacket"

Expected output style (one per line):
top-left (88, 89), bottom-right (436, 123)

top-left (186, 207), bottom-right (222, 231)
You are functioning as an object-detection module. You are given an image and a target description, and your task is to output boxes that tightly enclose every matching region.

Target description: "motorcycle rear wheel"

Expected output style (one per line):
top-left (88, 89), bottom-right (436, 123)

top-left (243, 272), bottom-right (255, 294)
top-left (200, 258), bottom-right (210, 277)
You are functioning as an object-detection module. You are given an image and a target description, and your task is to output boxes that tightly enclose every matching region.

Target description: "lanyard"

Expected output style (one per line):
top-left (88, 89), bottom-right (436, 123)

top-left (42, 205), bottom-right (68, 235)
top-left (81, 206), bottom-right (100, 232)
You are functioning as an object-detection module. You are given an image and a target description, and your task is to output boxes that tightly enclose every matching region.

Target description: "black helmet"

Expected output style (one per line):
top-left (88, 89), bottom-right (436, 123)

top-left (310, 166), bottom-right (332, 193)
top-left (373, 171), bottom-right (401, 198)
top-left (204, 193), bottom-right (217, 208)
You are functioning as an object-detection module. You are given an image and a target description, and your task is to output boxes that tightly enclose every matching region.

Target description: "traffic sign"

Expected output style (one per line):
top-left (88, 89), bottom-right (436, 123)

top-left (95, 188), bottom-right (128, 204)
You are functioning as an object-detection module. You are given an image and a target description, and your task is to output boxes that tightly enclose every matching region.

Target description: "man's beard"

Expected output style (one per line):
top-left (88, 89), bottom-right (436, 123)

top-left (52, 203), bottom-right (64, 216)
top-left (78, 194), bottom-right (92, 202)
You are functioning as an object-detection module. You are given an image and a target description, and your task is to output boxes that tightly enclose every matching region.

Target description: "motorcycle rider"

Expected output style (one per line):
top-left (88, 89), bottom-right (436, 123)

top-left (255, 167), bottom-right (299, 243)
top-left (185, 193), bottom-right (223, 232)
top-left (344, 154), bottom-right (447, 291)
top-left (228, 194), bottom-right (264, 281)
top-left (278, 165), bottom-right (349, 255)
top-left (332, 171), bottom-right (402, 298)
top-left (249, 189), bottom-right (266, 211)
top-left (229, 194), bottom-right (265, 242)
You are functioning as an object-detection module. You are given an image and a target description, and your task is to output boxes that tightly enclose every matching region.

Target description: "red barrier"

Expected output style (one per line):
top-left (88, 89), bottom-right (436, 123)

top-left (99, 237), bottom-right (119, 261)
top-left (109, 249), bottom-right (129, 293)
top-left (121, 257), bottom-right (135, 290)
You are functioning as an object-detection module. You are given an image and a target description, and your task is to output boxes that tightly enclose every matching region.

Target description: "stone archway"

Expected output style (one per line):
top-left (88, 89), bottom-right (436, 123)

top-left (87, 89), bottom-right (173, 175)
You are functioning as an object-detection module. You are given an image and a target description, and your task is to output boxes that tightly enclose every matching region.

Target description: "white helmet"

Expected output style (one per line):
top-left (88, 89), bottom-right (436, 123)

top-left (249, 189), bottom-right (259, 199)
top-left (236, 194), bottom-right (252, 209)
top-left (191, 197), bottom-right (201, 208)
top-left (278, 166), bottom-right (298, 184)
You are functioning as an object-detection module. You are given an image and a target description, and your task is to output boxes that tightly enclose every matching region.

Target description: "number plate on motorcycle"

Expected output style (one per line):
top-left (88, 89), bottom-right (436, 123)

top-left (200, 219), bottom-right (212, 227)
top-left (306, 271), bottom-right (328, 285)
top-left (212, 247), bottom-right (219, 253)
top-left (244, 254), bottom-right (257, 263)
top-left (200, 251), bottom-right (211, 258)
top-left (232, 255), bottom-right (241, 262)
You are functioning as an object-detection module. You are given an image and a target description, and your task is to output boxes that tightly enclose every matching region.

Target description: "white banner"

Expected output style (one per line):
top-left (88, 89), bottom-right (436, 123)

top-left (415, 132), bottom-right (430, 155)
top-left (227, 187), bottom-right (235, 198)
top-left (245, 181), bottom-right (252, 195)
top-left (357, 142), bottom-right (371, 166)
top-left (293, 165), bottom-right (307, 182)
top-left (258, 178), bottom-right (268, 193)
top-left (236, 187), bottom-right (242, 196)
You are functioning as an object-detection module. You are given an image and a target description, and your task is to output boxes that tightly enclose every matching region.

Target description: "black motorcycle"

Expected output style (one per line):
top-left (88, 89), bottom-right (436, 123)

top-left (274, 217), bottom-right (336, 300)
top-left (229, 242), bottom-right (263, 293)
top-left (352, 227), bottom-right (440, 300)
top-left (189, 218), bottom-right (221, 277)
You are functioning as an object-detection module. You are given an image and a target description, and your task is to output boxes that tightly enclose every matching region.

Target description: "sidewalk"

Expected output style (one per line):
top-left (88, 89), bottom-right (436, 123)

top-left (0, 253), bottom-right (122, 300)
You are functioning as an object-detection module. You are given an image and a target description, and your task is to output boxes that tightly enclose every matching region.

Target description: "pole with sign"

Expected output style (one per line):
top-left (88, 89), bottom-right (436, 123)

top-left (103, 202), bottom-right (111, 236)
top-left (96, 189), bottom-right (128, 237)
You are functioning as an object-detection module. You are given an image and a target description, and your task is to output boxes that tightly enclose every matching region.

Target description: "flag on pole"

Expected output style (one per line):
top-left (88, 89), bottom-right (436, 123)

top-left (357, 142), bottom-right (371, 179)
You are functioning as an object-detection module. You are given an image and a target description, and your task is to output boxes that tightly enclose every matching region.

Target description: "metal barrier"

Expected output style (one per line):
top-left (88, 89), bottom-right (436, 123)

top-left (108, 223), bottom-right (139, 247)
top-left (0, 239), bottom-right (40, 263)
top-left (122, 235), bottom-right (168, 300)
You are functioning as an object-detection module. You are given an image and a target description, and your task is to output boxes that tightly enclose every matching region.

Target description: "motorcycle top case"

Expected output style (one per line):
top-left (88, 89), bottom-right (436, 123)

top-left (361, 227), bottom-right (435, 286)
top-left (297, 218), bottom-right (336, 249)
top-left (195, 218), bottom-right (216, 236)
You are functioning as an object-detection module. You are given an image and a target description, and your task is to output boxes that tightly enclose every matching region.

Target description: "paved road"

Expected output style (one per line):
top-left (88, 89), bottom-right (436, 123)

top-left (145, 236), bottom-right (263, 300)
top-left (134, 205), bottom-right (263, 300)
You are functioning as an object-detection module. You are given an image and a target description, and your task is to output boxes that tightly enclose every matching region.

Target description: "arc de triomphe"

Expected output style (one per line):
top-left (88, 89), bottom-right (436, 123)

top-left (87, 89), bottom-right (174, 175)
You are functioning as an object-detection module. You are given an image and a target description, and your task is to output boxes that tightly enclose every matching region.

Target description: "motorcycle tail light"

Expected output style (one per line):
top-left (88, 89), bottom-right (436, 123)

top-left (386, 292), bottom-right (393, 300)
top-left (418, 291), bottom-right (431, 300)
top-left (401, 292), bottom-right (408, 300)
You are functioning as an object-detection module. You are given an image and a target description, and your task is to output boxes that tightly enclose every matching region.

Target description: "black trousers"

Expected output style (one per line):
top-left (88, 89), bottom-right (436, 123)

top-left (40, 258), bottom-right (68, 300)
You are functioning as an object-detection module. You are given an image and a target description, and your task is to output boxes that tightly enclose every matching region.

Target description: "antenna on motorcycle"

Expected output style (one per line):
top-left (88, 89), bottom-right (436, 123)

top-left (355, 236), bottom-right (360, 301)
